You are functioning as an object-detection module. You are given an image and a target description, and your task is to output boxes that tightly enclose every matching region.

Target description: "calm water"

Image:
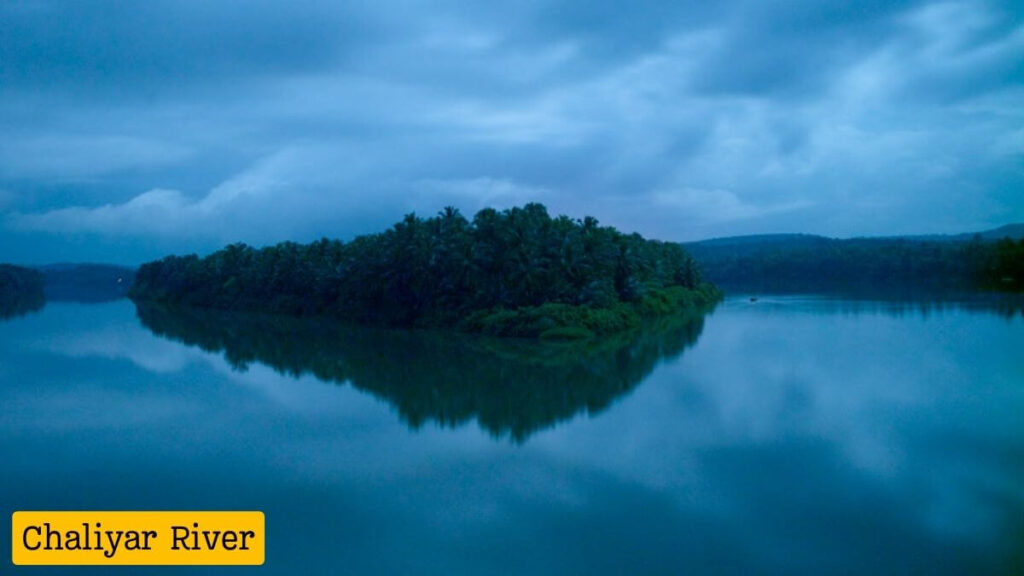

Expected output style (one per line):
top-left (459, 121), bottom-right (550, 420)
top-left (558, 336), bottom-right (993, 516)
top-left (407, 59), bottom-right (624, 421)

top-left (1, 297), bottom-right (1022, 574)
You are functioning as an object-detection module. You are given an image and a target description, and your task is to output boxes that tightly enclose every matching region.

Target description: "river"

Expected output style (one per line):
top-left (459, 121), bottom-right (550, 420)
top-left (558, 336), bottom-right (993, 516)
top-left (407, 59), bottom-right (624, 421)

top-left (1, 296), bottom-right (1021, 574)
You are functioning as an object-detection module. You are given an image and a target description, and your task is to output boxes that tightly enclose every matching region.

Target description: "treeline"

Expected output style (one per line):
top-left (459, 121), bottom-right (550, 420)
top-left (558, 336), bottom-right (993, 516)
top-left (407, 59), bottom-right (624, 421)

top-left (685, 235), bottom-right (1024, 293)
top-left (0, 264), bottom-right (46, 320)
top-left (132, 203), bottom-right (720, 338)
top-left (136, 302), bottom-right (707, 442)
top-left (987, 238), bottom-right (1024, 290)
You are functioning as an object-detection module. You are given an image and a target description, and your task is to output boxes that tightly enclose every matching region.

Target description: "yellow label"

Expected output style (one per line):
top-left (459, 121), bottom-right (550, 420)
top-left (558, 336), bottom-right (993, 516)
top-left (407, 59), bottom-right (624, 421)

top-left (12, 511), bottom-right (264, 565)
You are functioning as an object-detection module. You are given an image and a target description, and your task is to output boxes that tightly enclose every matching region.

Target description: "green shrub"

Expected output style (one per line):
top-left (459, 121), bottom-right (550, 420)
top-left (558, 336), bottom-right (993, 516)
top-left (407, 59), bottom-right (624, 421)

top-left (539, 326), bottom-right (595, 341)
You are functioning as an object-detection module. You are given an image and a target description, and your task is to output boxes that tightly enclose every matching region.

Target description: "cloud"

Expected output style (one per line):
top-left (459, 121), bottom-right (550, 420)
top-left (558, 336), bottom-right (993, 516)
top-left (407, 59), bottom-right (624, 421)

top-left (8, 169), bottom-right (558, 247)
top-left (0, 135), bottom-right (192, 180)
top-left (42, 324), bottom-right (198, 374)
top-left (7, 152), bottom-right (290, 241)
top-left (411, 178), bottom-right (551, 211)
top-left (1, 0), bottom-right (1022, 262)
top-left (12, 188), bottom-right (192, 237)
top-left (650, 188), bottom-right (810, 223)
top-left (0, 0), bottom-right (365, 95)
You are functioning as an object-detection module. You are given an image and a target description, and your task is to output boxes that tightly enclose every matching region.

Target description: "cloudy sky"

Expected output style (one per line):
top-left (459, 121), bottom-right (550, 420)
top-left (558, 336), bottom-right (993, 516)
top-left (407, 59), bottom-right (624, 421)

top-left (1, 0), bottom-right (1022, 265)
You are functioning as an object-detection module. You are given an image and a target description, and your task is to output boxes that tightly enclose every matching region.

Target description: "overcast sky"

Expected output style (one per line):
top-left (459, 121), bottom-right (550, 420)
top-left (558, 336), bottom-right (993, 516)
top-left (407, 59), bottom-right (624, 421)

top-left (1, 0), bottom-right (1022, 264)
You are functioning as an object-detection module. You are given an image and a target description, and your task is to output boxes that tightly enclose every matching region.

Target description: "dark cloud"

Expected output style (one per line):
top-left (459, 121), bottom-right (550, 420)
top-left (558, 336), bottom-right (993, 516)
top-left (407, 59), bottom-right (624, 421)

top-left (0, 0), bottom-right (370, 94)
top-left (0, 0), bottom-right (1021, 264)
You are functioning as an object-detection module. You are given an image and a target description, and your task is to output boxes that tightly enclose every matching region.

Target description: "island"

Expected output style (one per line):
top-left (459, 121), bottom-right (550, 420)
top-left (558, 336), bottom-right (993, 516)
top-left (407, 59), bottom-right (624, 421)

top-left (0, 264), bottom-right (46, 320)
top-left (130, 203), bottom-right (721, 339)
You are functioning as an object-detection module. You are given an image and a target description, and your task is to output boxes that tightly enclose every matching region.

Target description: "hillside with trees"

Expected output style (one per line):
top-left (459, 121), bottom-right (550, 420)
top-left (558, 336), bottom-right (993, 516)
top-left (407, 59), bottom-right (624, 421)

top-left (131, 203), bottom-right (721, 339)
top-left (0, 264), bottom-right (46, 320)
top-left (685, 232), bottom-right (1024, 294)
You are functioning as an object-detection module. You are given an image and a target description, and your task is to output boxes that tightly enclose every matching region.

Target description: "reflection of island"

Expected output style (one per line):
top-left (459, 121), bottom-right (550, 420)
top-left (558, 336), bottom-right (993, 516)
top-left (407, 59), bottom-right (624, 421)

top-left (136, 302), bottom-right (712, 441)
top-left (0, 264), bottom-right (46, 321)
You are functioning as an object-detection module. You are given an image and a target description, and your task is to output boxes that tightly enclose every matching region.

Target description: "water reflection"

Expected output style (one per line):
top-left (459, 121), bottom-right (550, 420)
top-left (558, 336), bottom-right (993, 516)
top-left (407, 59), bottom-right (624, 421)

top-left (4, 299), bottom-right (1021, 574)
top-left (729, 291), bottom-right (1024, 319)
top-left (0, 291), bottom-right (45, 321)
top-left (134, 303), bottom-right (711, 441)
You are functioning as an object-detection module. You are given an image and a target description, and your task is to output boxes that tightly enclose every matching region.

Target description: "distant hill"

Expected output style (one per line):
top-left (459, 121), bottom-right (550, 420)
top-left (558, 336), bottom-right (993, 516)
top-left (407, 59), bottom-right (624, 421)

top-left (687, 224), bottom-right (1024, 248)
top-left (980, 223), bottom-right (1024, 240)
top-left (876, 223), bottom-right (1024, 243)
top-left (37, 263), bottom-right (136, 303)
top-left (685, 233), bottom-right (832, 248)
top-left (683, 224), bottom-right (1024, 294)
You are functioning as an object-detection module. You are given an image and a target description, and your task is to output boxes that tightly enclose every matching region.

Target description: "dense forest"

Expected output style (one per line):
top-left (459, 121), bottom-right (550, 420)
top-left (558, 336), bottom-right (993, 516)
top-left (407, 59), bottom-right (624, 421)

top-left (685, 234), bottom-right (1024, 294)
top-left (131, 203), bottom-right (721, 339)
top-left (136, 301), bottom-right (707, 442)
top-left (0, 264), bottom-right (46, 320)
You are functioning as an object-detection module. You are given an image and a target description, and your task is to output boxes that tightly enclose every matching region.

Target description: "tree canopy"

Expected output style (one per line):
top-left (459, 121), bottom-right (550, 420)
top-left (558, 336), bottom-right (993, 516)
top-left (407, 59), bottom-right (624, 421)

top-left (131, 203), bottom-right (719, 338)
top-left (686, 235), bottom-right (1024, 294)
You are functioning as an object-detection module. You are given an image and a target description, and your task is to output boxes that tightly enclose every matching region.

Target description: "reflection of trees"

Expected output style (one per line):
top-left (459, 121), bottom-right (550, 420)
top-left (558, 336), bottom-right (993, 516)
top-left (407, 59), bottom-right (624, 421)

top-left (0, 265), bottom-right (46, 321)
top-left (758, 291), bottom-right (1024, 320)
top-left (135, 303), bottom-right (712, 442)
top-left (0, 292), bottom-right (44, 321)
top-left (834, 296), bottom-right (1024, 320)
